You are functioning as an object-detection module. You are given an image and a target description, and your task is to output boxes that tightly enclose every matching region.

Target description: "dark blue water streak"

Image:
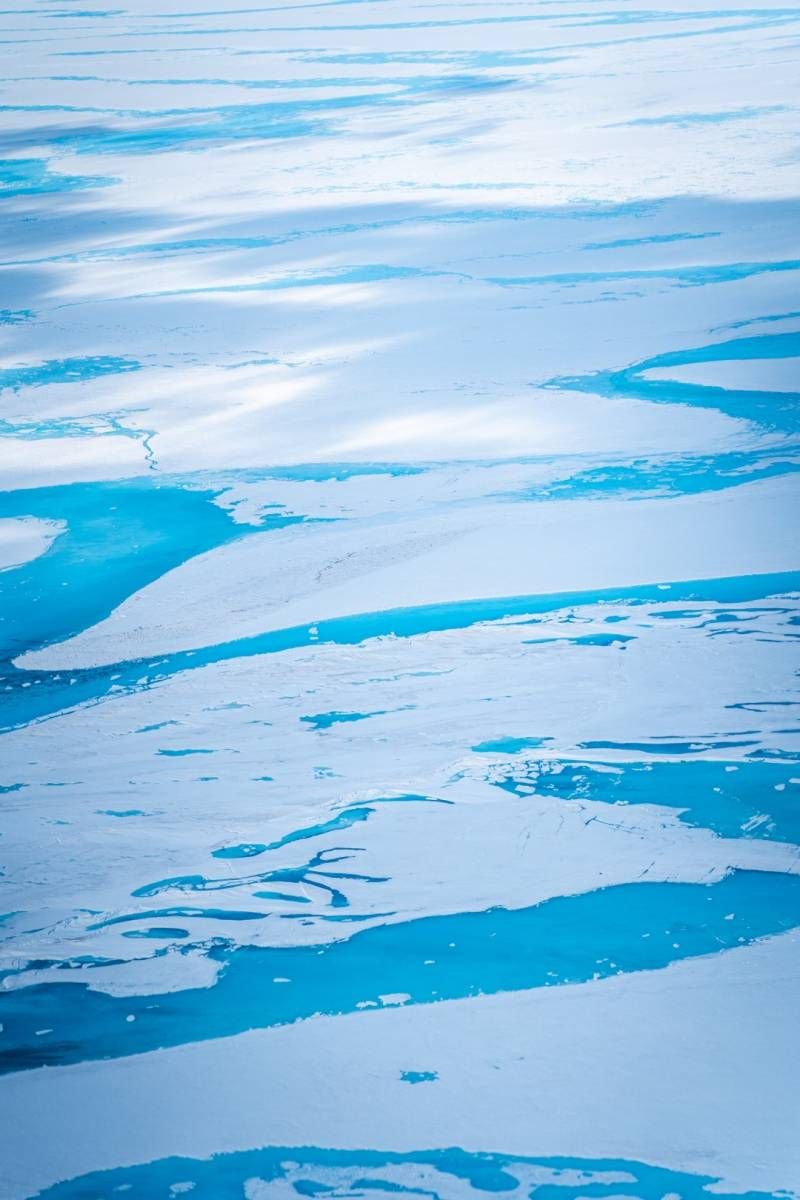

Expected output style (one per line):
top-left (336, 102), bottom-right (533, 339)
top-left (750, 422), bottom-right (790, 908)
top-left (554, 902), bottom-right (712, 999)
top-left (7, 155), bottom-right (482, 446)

top-left (492, 758), bottom-right (800, 843)
top-left (1, 571), bottom-right (796, 733)
top-left (30, 1145), bottom-right (792, 1200)
top-left (0, 479), bottom-right (278, 660)
top-left (1, 869), bottom-right (797, 1075)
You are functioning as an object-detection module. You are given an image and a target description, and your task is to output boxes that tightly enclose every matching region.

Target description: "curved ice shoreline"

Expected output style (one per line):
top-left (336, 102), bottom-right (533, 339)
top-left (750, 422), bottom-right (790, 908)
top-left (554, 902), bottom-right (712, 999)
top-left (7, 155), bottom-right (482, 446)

top-left (1, 0), bottom-right (799, 1195)
top-left (0, 518), bottom-right (64, 572)
top-left (15, 473), bottom-right (799, 672)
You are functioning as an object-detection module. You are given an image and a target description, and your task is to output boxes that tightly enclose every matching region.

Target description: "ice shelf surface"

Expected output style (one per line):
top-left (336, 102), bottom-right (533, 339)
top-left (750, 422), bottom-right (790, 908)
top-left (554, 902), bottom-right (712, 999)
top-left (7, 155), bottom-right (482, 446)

top-left (0, 1), bottom-right (799, 1197)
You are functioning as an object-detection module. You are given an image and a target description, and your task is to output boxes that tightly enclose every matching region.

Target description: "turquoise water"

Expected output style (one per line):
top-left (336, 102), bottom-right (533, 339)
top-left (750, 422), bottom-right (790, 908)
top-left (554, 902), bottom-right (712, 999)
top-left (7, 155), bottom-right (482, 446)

top-left (0, 479), bottom-right (263, 660)
top-left (493, 758), bottom-right (800, 843)
top-left (551, 330), bottom-right (800, 434)
top-left (31, 1147), bottom-right (793, 1200)
top-left (1, 0), bottom-right (799, 1194)
top-left (1, 570), bottom-right (796, 731)
top-left (211, 806), bottom-right (373, 858)
top-left (1, 869), bottom-right (798, 1073)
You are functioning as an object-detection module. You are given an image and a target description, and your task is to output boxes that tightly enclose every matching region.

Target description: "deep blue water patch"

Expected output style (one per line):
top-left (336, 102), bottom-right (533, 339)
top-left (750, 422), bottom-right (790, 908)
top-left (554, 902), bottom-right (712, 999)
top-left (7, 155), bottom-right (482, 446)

top-left (503, 447), bottom-right (800, 504)
top-left (0, 477), bottom-right (286, 661)
top-left (253, 890), bottom-right (311, 903)
top-left (0, 308), bottom-right (34, 324)
top-left (211, 842), bottom-right (268, 860)
top-left (87, 906), bottom-right (269, 930)
top-left (1, 869), bottom-right (798, 1074)
top-left (211, 806), bottom-right (373, 860)
top-left (0, 156), bottom-right (115, 196)
top-left (29, 1146), bottom-right (793, 1200)
top-left (0, 355), bottom-right (139, 405)
top-left (579, 738), bottom-right (759, 754)
top-left (156, 748), bottom-right (215, 757)
top-left (493, 758), bottom-right (800, 843)
top-left (548, 331), bottom-right (800, 435)
top-left (301, 709), bottom-right (389, 730)
top-left (1, 570), bottom-right (796, 732)
top-left (522, 632), bottom-right (634, 647)
top-left (133, 846), bottom-right (388, 911)
top-left (121, 927), bottom-right (189, 940)
top-left (473, 736), bottom-right (553, 754)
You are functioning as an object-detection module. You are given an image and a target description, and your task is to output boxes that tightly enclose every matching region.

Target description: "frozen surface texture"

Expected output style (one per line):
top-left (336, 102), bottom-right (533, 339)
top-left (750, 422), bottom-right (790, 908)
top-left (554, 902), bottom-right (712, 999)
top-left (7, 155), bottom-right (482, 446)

top-left (0, 1), bottom-right (799, 1197)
